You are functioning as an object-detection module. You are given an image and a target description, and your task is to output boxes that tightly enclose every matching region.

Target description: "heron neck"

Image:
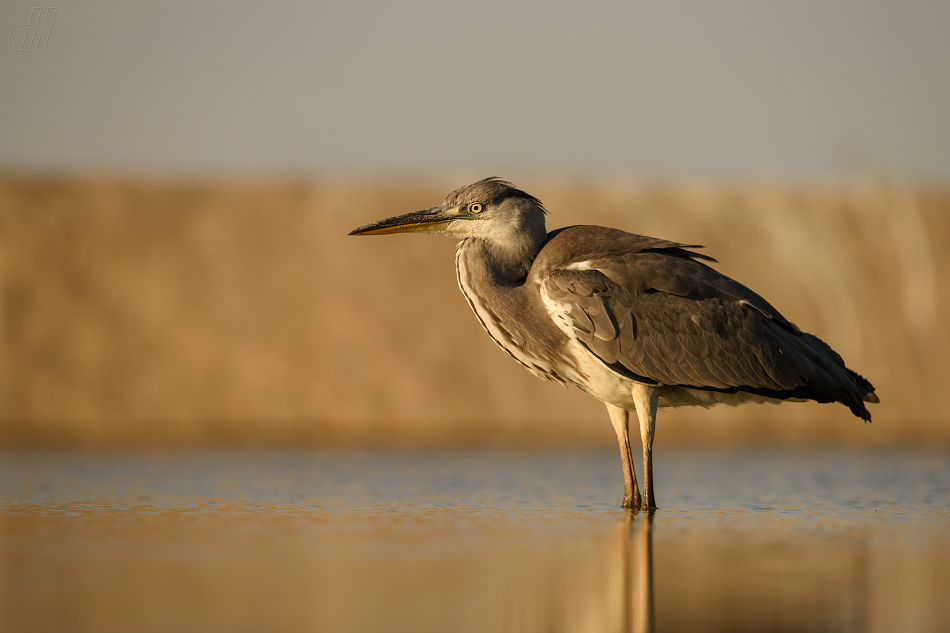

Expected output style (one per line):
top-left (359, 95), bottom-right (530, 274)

top-left (466, 236), bottom-right (543, 285)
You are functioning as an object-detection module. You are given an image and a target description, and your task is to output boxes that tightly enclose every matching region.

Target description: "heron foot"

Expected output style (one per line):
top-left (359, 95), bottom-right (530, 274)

top-left (621, 491), bottom-right (643, 510)
top-left (620, 499), bottom-right (659, 515)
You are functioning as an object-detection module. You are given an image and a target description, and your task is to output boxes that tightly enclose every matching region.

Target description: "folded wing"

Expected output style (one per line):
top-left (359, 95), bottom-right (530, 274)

top-left (536, 226), bottom-right (875, 419)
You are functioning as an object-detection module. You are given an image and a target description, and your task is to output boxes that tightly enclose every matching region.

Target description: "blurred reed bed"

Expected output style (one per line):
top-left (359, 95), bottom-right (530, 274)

top-left (0, 175), bottom-right (947, 446)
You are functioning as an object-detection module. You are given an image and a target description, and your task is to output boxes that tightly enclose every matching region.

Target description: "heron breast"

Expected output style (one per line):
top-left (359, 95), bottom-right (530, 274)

top-left (455, 242), bottom-right (567, 384)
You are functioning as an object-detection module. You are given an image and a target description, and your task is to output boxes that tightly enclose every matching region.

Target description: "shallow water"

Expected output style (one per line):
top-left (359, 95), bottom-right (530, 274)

top-left (1, 448), bottom-right (948, 633)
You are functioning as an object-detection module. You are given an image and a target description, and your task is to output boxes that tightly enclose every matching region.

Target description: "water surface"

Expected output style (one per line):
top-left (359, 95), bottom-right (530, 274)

top-left (1, 448), bottom-right (948, 632)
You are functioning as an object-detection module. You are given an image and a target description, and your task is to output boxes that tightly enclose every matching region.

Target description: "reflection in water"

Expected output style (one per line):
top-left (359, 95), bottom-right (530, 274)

top-left (614, 511), bottom-right (655, 633)
top-left (632, 512), bottom-right (655, 633)
top-left (1, 449), bottom-right (948, 632)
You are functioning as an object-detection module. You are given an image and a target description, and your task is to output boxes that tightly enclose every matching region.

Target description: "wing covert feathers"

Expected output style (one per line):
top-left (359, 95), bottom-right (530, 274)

top-left (536, 226), bottom-right (876, 421)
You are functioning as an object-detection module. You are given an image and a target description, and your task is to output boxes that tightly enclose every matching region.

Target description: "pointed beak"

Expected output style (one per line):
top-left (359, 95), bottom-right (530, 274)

top-left (349, 205), bottom-right (462, 236)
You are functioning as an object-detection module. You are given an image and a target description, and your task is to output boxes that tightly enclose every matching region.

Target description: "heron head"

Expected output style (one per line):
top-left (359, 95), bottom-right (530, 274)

top-left (348, 177), bottom-right (548, 243)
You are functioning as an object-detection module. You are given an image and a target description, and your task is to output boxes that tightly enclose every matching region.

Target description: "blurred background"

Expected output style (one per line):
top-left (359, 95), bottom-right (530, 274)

top-left (2, 0), bottom-right (949, 448)
top-left (4, 4), bottom-right (950, 633)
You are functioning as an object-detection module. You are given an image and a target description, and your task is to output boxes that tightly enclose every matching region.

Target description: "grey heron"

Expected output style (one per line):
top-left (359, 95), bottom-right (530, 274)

top-left (349, 178), bottom-right (878, 510)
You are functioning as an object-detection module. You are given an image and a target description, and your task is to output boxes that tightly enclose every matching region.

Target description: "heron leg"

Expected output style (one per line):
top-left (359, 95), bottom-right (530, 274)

top-left (606, 403), bottom-right (641, 509)
top-left (632, 383), bottom-right (659, 510)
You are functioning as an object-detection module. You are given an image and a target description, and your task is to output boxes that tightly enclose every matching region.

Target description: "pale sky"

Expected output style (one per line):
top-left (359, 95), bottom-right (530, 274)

top-left (2, 0), bottom-right (949, 180)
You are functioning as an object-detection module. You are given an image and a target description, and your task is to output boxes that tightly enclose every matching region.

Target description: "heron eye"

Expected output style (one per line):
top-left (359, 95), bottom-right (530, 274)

top-left (470, 203), bottom-right (483, 214)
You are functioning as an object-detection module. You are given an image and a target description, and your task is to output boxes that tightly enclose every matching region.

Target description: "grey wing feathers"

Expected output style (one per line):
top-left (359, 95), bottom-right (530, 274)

top-left (543, 269), bottom-right (792, 390)
top-left (537, 226), bottom-right (874, 420)
top-left (543, 225), bottom-right (800, 333)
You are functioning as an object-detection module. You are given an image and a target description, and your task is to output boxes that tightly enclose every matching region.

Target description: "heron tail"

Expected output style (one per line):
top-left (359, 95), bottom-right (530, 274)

top-left (845, 369), bottom-right (878, 421)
